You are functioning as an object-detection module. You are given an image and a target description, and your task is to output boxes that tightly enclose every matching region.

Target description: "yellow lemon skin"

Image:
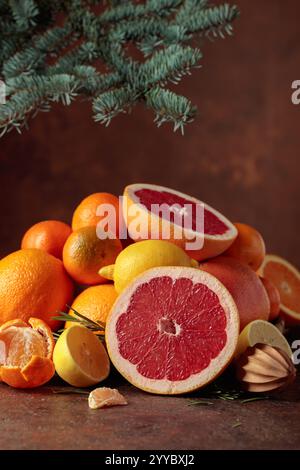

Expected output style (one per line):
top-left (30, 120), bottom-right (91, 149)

top-left (100, 240), bottom-right (198, 293)
top-left (53, 325), bottom-right (110, 387)
top-left (235, 319), bottom-right (292, 359)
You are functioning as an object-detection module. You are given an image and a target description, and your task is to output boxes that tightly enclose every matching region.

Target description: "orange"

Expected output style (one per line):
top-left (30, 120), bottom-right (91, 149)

top-left (0, 318), bottom-right (55, 388)
top-left (0, 249), bottom-right (73, 331)
top-left (63, 226), bottom-right (122, 285)
top-left (223, 222), bottom-right (266, 271)
top-left (258, 254), bottom-right (300, 325)
top-left (21, 220), bottom-right (72, 259)
top-left (199, 256), bottom-right (270, 331)
top-left (65, 284), bottom-right (118, 331)
top-left (259, 277), bottom-right (280, 321)
top-left (72, 192), bottom-right (120, 237)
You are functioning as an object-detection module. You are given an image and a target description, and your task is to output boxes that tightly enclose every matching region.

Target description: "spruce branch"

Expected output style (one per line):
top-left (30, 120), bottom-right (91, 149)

top-left (0, 0), bottom-right (239, 136)
top-left (139, 44), bottom-right (202, 87)
top-left (146, 87), bottom-right (196, 134)
top-left (93, 86), bottom-right (137, 126)
top-left (9, 0), bottom-right (39, 31)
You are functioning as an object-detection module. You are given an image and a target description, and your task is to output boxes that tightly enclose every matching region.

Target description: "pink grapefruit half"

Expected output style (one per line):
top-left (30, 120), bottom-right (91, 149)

top-left (105, 267), bottom-right (240, 395)
top-left (123, 183), bottom-right (237, 261)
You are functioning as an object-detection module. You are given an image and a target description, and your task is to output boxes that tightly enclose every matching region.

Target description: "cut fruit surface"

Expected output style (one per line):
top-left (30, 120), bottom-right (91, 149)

top-left (123, 184), bottom-right (237, 261)
top-left (235, 320), bottom-right (292, 359)
top-left (258, 254), bottom-right (300, 324)
top-left (53, 325), bottom-right (110, 387)
top-left (106, 267), bottom-right (239, 395)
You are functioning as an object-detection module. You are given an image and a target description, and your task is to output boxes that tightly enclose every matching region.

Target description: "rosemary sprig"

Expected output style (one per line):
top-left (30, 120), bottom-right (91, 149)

top-left (215, 391), bottom-right (242, 401)
top-left (188, 375), bottom-right (270, 405)
top-left (232, 420), bottom-right (242, 428)
top-left (52, 388), bottom-right (90, 395)
top-left (187, 399), bottom-right (214, 406)
top-left (241, 396), bottom-right (270, 404)
top-left (52, 328), bottom-right (65, 339)
top-left (52, 306), bottom-right (105, 339)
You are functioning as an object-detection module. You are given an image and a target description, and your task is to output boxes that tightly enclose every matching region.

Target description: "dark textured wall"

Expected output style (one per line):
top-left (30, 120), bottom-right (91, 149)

top-left (1, 0), bottom-right (300, 266)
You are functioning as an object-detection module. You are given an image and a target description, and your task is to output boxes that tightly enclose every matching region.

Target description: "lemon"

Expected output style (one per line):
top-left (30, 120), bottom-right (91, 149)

top-left (235, 319), bottom-right (292, 358)
top-left (53, 325), bottom-right (110, 387)
top-left (99, 240), bottom-right (198, 293)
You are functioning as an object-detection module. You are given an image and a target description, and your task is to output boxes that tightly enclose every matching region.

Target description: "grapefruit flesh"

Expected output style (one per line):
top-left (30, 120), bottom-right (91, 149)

top-left (199, 256), bottom-right (270, 331)
top-left (123, 184), bottom-right (237, 261)
top-left (135, 188), bottom-right (228, 235)
top-left (106, 267), bottom-right (239, 395)
top-left (259, 254), bottom-right (300, 324)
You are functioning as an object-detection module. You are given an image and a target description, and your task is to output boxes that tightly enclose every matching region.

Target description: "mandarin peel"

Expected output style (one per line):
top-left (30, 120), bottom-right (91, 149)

top-left (0, 318), bottom-right (55, 389)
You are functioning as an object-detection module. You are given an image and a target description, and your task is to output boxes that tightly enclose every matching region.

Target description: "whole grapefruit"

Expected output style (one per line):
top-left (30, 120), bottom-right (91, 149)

top-left (199, 256), bottom-right (270, 330)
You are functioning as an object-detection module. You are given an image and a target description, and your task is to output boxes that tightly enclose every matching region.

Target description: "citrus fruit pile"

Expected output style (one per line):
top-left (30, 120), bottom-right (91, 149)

top-left (0, 183), bottom-right (298, 397)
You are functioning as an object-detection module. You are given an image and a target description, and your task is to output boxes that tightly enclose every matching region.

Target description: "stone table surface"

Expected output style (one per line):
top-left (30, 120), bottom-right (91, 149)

top-left (0, 374), bottom-right (299, 450)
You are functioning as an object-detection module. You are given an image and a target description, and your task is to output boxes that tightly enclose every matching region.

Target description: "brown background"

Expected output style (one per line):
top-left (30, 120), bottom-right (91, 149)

top-left (1, 0), bottom-right (300, 265)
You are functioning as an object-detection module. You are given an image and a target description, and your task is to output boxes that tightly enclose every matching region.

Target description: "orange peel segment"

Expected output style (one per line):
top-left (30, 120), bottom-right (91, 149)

top-left (0, 319), bottom-right (28, 331)
top-left (88, 387), bottom-right (128, 409)
top-left (0, 317), bottom-right (55, 388)
top-left (28, 317), bottom-right (55, 358)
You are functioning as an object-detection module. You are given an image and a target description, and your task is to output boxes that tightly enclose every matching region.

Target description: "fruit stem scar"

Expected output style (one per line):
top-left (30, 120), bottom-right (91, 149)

top-left (158, 318), bottom-right (181, 336)
top-left (281, 281), bottom-right (292, 294)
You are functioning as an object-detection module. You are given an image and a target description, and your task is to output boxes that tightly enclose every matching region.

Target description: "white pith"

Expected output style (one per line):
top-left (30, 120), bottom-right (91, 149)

top-left (125, 183), bottom-right (237, 241)
top-left (259, 254), bottom-right (300, 319)
top-left (106, 266), bottom-right (240, 395)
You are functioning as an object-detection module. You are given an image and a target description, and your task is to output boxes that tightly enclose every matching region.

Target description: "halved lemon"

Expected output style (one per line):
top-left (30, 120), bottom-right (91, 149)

top-left (53, 325), bottom-right (110, 387)
top-left (235, 319), bottom-right (292, 359)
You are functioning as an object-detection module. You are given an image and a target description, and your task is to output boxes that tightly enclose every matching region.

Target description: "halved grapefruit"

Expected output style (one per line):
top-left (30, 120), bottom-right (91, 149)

top-left (123, 184), bottom-right (237, 261)
top-left (258, 254), bottom-right (300, 325)
top-left (105, 266), bottom-right (239, 395)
